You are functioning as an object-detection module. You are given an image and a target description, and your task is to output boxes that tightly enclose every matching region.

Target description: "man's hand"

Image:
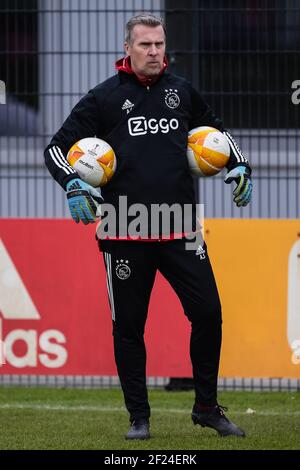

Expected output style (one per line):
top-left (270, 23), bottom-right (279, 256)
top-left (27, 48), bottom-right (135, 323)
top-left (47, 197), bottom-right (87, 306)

top-left (224, 166), bottom-right (253, 207)
top-left (66, 178), bottom-right (103, 224)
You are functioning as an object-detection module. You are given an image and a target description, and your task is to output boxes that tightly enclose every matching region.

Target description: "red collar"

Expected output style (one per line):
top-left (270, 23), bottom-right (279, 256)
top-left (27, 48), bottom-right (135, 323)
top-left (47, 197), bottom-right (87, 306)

top-left (115, 56), bottom-right (168, 86)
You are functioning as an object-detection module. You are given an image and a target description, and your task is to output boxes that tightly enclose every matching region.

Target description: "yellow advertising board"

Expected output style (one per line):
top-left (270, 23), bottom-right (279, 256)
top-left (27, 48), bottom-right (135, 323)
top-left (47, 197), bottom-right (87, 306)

top-left (205, 219), bottom-right (300, 378)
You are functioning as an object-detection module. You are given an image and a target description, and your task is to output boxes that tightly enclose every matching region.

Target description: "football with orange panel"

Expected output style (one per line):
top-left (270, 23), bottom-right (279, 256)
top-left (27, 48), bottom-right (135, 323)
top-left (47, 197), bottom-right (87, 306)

top-left (187, 126), bottom-right (230, 177)
top-left (67, 137), bottom-right (117, 187)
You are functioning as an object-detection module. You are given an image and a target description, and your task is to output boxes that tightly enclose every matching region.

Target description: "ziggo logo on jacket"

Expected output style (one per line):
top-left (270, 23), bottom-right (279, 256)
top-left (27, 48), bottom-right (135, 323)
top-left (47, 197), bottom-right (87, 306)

top-left (128, 116), bottom-right (179, 136)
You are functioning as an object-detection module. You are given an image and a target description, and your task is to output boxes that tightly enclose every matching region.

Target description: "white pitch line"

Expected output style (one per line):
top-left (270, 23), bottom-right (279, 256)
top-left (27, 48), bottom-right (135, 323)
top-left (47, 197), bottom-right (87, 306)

top-left (0, 403), bottom-right (300, 416)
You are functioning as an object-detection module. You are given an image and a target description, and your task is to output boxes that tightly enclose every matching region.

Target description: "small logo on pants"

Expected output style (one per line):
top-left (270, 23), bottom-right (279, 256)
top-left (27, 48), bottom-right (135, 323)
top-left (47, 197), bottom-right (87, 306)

top-left (116, 259), bottom-right (131, 280)
top-left (196, 244), bottom-right (206, 260)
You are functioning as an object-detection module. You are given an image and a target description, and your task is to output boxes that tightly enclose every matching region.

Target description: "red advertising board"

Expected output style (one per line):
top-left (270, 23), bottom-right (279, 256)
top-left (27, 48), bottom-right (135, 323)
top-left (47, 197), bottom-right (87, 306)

top-left (2, 219), bottom-right (300, 379)
top-left (0, 219), bottom-right (191, 376)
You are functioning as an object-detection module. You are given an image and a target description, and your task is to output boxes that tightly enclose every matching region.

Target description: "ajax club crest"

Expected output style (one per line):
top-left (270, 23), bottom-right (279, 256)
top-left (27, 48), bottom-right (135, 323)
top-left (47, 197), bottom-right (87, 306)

top-left (165, 89), bottom-right (180, 109)
top-left (116, 259), bottom-right (131, 280)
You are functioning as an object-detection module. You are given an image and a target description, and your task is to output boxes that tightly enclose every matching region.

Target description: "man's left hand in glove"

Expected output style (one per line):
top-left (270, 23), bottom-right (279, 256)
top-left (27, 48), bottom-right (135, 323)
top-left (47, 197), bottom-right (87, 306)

top-left (224, 166), bottom-right (253, 207)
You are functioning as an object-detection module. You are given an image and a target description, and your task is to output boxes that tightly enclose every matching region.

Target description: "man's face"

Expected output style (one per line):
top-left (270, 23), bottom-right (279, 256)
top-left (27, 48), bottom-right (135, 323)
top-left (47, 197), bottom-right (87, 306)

top-left (125, 25), bottom-right (166, 77)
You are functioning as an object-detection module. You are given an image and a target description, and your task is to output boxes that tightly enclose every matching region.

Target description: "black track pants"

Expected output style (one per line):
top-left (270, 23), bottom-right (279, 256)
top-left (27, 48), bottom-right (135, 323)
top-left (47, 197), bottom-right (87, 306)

top-left (98, 238), bottom-right (222, 422)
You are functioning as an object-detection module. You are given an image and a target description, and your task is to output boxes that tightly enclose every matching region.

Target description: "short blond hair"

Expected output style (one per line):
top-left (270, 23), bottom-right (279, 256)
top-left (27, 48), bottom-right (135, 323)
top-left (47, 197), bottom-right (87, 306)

top-left (125, 13), bottom-right (166, 45)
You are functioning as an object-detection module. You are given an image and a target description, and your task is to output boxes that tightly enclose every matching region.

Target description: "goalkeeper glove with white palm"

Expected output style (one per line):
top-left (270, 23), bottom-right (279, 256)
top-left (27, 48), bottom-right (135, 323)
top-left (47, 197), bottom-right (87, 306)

top-left (224, 166), bottom-right (253, 207)
top-left (66, 178), bottom-right (103, 224)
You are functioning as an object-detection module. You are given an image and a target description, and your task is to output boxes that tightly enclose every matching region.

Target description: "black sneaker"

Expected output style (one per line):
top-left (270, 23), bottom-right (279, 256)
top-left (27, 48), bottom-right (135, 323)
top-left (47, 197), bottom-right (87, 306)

top-left (192, 404), bottom-right (246, 437)
top-left (125, 419), bottom-right (150, 440)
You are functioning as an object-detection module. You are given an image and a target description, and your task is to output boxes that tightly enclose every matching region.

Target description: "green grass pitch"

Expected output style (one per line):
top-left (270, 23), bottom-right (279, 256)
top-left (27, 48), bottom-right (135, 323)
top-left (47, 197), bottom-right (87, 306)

top-left (0, 387), bottom-right (299, 450)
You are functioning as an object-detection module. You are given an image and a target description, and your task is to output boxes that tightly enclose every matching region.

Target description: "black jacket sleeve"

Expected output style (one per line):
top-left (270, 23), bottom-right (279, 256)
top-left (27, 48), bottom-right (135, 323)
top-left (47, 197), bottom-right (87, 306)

top-left (44, 90), bottom-right (102, 189)
top-left (189, 85), bottom-right (251, 173)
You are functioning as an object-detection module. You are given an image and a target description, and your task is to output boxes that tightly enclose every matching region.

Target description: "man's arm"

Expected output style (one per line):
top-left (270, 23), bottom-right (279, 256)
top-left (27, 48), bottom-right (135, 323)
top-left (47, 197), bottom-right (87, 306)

top-left (189, 86), bottom-right (250, 172)
top-left (44, 90), bottom-right (104, 223)
top-left (44, 90), bottom-right (101, 190)
top-left (189, 85), bottom-right (253, 206)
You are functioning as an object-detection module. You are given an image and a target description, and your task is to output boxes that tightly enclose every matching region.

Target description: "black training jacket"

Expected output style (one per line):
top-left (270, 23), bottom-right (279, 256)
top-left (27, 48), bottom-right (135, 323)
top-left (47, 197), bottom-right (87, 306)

top-left (44, 70), bottom-right (250, 236)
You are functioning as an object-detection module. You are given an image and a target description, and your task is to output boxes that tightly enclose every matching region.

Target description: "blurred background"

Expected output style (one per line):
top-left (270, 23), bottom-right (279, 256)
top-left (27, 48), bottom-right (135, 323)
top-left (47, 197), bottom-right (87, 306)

top-left (0, 0), bottom-right (299, 217)
top-left (0, 0), bottom-right (299, 391)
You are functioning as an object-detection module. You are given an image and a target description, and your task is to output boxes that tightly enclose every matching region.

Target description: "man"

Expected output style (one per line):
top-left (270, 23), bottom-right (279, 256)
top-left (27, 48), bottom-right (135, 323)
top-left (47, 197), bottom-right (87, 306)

top-left (44, 13), bottom-right (252, 440)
